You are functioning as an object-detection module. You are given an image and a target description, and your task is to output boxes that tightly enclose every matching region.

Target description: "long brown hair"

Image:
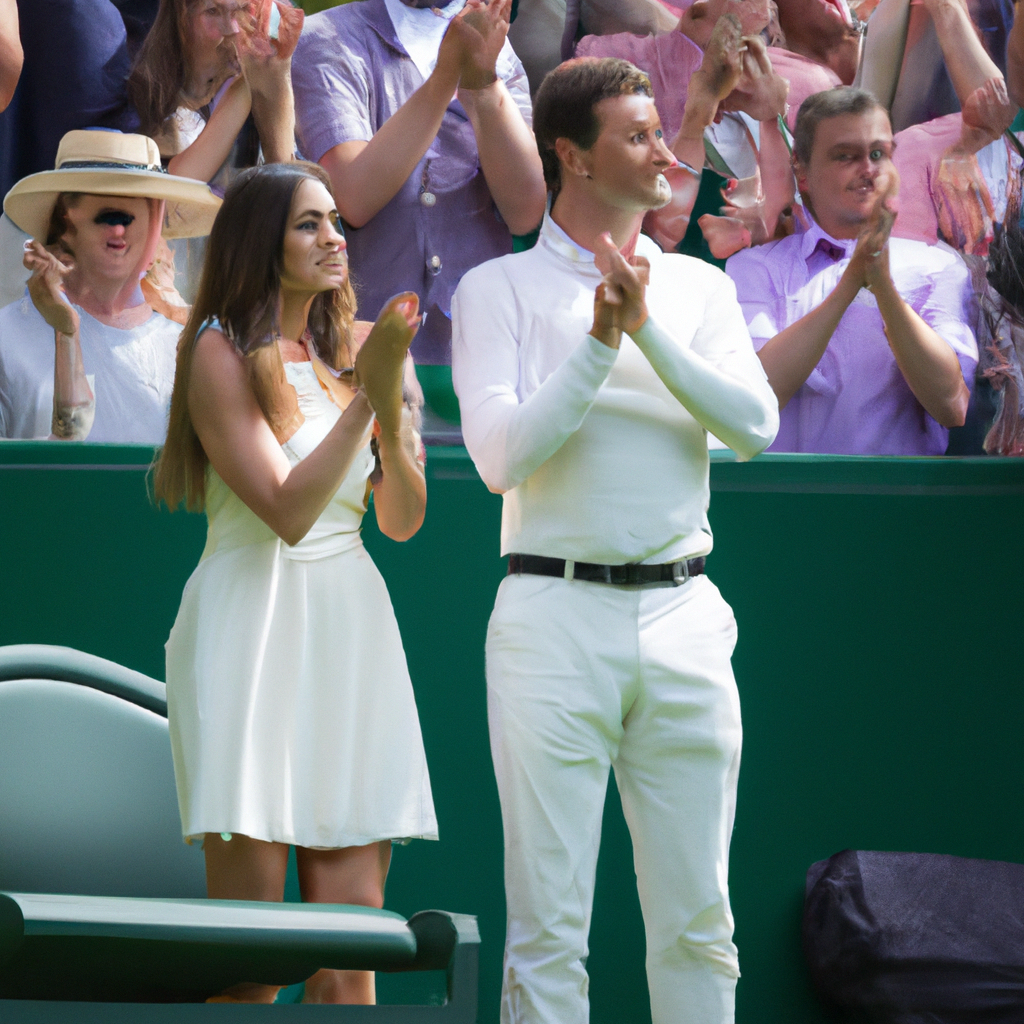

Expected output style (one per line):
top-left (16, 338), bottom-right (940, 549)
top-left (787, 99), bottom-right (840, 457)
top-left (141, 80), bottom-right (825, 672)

top-left (127, 0), bottom-right (197, 138)
top-left (153, 161), bottom-right (357, 511)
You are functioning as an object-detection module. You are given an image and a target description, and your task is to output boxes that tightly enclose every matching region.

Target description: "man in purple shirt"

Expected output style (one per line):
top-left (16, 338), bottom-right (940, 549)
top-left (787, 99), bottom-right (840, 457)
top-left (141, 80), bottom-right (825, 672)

top-left (726, 87), bottom-right (976, 455)
top-left (291, 0), bottom-right (545, 367)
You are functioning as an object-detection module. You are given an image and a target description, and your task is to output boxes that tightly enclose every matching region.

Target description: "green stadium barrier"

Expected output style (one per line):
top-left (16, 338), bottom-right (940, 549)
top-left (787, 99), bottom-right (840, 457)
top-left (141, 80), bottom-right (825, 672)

top-left (1, 441), bottom-right (1022, 1022)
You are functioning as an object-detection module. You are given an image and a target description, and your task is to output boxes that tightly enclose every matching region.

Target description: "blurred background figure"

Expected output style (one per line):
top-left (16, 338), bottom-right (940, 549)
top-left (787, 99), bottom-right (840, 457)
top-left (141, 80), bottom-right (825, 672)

top-left (127, 0), bottom-right (303, 303)
top-left (510, 0), bottom-right (681, 93)
top-left (0, 0), bottom-right (140, 308)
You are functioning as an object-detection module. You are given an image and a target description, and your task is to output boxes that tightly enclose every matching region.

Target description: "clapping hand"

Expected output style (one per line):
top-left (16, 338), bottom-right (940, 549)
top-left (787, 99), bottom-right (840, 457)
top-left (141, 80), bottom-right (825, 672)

top-left (354, 293), bottom-right (421, 434)
top-left (591, 233), bottom-right (651, 347)
top-left (850, 171), bottom-right (899, 292)
top-left (236, 0), bottom-right (304, 92)
top-left (441, 0), bottom-right (511, 91)
top-left (24, 241), bottom-right (78, 337)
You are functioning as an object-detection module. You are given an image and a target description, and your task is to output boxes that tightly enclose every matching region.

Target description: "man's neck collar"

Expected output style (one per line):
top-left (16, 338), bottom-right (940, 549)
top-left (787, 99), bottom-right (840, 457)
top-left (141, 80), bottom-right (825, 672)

top-left (547, 192), bottom-right (643, 262)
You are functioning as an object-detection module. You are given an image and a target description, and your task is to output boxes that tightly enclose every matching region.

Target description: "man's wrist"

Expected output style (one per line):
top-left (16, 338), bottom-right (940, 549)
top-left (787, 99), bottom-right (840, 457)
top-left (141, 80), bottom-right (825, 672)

top-left (425, 64), bottom-right (460, 104)
top-left (625, 310), bottom-right (650, 338)
top-left (589, 325), bottom-right (621, 350)
top-left (458, 76), bottom-right (502, 108)
top-left (458, 68), bottom-right (500, 94)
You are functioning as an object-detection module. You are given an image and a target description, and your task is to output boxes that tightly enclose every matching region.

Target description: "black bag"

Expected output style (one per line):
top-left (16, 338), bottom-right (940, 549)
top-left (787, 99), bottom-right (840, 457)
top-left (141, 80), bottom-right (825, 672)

top-left (803, 849), bottom-right (1024, 1023)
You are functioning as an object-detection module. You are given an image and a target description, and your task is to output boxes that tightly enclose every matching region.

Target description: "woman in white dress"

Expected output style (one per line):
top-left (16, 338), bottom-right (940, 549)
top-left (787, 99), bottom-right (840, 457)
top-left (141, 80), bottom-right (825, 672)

top-left (154, 161), bottom-right (437, 1005)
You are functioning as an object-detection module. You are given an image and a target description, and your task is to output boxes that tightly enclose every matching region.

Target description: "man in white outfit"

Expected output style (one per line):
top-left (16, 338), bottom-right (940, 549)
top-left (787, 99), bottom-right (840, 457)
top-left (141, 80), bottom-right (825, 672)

top-left (452, 57), bottom-right (779, 1024)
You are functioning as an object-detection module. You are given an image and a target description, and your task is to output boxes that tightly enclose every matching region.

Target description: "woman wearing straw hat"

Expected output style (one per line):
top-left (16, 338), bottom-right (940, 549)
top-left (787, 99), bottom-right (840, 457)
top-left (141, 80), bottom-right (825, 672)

top-left (0, 129), bottom-right (220, 443)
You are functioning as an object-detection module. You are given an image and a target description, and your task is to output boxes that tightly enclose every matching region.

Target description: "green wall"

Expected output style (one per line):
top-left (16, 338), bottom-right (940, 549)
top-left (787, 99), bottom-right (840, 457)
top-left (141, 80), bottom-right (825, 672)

top-left (2, 442), bottom-right (1023, 1022)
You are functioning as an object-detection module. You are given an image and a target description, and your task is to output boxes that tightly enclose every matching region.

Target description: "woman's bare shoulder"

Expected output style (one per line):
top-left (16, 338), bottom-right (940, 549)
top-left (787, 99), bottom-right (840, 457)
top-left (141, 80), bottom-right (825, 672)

top-left (191, 324), bottom-right (248, 395)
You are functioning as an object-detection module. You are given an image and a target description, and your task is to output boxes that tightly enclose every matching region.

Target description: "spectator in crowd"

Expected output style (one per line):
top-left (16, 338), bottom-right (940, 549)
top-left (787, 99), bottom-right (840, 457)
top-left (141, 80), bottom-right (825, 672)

top-left (0, 0), bottom-right (141, 308)
top-left (861, 0), bottom-right (1014, 133)
top-left (890, 0), bottom-right (1017, 256)
top-left (727, 87), bottom-right (977, 455)
top-left (0, 130), bottom-right (219, 443)
top-left (511, 0), bottom-right (681, 93)
top-left (126, 0), bottom-right (302, 309)
top-left (127, 0), bottom-right (301, 190)
top-left (0, 0), bottom-right (20, 114)
top-left (0, 0), bottom-right (138, 199)
top-left (775, 0), bottom-right (861, 85)
top-left (291, 0), bottom-right (546, 377)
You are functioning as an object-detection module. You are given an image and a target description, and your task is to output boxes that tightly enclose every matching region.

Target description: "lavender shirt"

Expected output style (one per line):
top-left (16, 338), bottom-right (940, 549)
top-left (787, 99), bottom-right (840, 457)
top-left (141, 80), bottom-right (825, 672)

top-left (726, 219), bottom-right (978, 455)
top-left (292, 0), bottom-right (533, 365)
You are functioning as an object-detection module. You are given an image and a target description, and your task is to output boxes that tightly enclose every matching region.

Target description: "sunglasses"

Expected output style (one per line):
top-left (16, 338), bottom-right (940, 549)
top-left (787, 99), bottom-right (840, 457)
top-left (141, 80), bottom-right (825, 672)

top-left (93, 210), bottom-right (136, 228)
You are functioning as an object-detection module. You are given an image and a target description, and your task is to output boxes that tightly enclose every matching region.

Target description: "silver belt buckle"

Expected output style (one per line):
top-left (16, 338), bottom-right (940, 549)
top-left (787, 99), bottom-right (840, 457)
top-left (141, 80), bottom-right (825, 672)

top-left (671, 560), bottom-right (689, 586)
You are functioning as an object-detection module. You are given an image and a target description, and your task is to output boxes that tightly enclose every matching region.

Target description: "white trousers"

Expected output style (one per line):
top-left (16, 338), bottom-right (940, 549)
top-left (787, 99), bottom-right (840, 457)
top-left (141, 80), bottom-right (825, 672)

top-left (486, 572), bottom-right (743, 1024)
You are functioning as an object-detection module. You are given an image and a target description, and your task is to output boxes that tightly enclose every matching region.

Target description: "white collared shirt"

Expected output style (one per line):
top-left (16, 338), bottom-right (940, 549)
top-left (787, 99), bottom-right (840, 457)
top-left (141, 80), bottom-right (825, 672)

top-left (382, 0), bottom-right (465, 80)
top-left (452, 215), bottom-right (778, 564)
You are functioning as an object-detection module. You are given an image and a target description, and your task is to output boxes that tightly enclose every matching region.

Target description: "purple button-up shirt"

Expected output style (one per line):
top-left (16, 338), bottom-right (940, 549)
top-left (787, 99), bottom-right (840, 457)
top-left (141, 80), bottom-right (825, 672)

top-left (725, 220), bottom-right (978, 455)
top-left (292, 0), bottom-right (533, 365)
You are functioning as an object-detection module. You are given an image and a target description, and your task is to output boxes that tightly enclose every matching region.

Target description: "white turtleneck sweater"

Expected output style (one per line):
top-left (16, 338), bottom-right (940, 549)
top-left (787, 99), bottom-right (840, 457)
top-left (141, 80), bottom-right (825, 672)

top-left (452, 214), bottom-right (779, 565)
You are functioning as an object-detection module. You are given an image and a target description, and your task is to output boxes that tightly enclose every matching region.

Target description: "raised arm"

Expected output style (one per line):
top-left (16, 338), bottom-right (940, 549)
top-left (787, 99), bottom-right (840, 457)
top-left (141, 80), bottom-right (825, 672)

top-left (355, 295), bottom-right (426, 542)
top-left (753, 190), bottom-right (895, 406)
top-left (166, 77), bottom-right (253, 181)
top-left (455, 0), bottom-right (545, 236)
top-left (754, 190), bottom-right (970, 424)
top-left (237, 0), bottom-right (303, 164)
top-left (317, 24), bottom-right (463, 229)
top-left (452, 266), bottom-right (618, 494)
top-left (318, 0), bottom-right (530, 230)
top-left (862, 239), bottom-right (970, 428)
top-left (23, 242), bottom-right (94, 441)
top-left (189, 325), bottom-right (374, 546)
top-left (188, 295), bottom-right (421, 547)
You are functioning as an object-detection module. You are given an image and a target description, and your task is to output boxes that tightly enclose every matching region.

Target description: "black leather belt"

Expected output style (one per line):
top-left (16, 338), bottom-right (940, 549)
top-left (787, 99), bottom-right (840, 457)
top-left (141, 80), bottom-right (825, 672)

top-left (507, 553), bottom-right (706, 586)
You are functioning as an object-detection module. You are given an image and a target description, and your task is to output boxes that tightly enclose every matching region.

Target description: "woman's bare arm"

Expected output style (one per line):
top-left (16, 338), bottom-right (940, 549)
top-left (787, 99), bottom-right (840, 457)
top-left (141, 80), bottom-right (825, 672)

top-left (188, 326), bottom-right (375, 546)
top-left (167, 77), bottom-right (252, 181)
top-left (355, 296), bottom-right (426, 541)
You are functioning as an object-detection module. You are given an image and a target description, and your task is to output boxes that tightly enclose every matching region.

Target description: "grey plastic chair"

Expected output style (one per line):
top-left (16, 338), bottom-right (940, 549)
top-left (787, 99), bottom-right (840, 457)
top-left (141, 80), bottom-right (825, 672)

top-left (0, 645), bottom-right (479, 1022)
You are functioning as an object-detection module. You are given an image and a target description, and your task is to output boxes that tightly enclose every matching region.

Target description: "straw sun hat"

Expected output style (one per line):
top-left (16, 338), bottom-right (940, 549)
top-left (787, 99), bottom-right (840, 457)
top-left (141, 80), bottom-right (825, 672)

top-left (3, 130), bottom-right (222, 241)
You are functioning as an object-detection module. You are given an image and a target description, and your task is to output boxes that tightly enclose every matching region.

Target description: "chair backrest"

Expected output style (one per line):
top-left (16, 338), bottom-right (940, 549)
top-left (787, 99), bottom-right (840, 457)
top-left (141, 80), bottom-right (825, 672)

top-left (0, 645), bottom-right (205, 899)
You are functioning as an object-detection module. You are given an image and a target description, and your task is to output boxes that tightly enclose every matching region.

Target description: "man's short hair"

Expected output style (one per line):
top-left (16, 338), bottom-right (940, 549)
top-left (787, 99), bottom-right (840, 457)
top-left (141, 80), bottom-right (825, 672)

top-left (533, 57), bottom-right (653, 193)
top-left (792, 87), bottom-right (887, 166)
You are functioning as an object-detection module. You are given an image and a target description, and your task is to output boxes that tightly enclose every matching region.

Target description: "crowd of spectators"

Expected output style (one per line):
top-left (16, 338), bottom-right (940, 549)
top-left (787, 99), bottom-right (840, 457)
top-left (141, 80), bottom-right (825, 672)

top-left (0, 0), bottom-right (1022, 455)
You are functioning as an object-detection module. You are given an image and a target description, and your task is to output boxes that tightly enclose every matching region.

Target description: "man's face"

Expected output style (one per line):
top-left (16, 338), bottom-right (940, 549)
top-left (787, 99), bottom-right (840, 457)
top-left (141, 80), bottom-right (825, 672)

top-left (795, 108), bottom-right (895, 238)
top-left (61, 195), bottom-right (154, 283)
top-left (578, 94), bottom-right (675, 214)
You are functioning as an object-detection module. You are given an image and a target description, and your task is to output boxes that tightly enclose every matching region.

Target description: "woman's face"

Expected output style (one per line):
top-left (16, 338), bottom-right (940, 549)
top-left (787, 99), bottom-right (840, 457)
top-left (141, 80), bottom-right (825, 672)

top-left (186, 0), bottom-right (244, 103)
top-left (279, 179), bottom-right (349, 297)
top-left (59, 194), bottom-right (155, 285)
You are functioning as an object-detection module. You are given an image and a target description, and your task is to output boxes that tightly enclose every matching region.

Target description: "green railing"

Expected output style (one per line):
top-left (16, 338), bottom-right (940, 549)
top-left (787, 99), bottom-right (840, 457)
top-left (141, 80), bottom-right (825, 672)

top-left (2, 441), bottom-right (1022, 1022)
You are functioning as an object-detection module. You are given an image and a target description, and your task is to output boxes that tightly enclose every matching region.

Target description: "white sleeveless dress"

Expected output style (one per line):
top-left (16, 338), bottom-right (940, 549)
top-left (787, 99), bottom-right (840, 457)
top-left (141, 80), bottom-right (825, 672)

top-left (165, 359), bottom-right (438, 848)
